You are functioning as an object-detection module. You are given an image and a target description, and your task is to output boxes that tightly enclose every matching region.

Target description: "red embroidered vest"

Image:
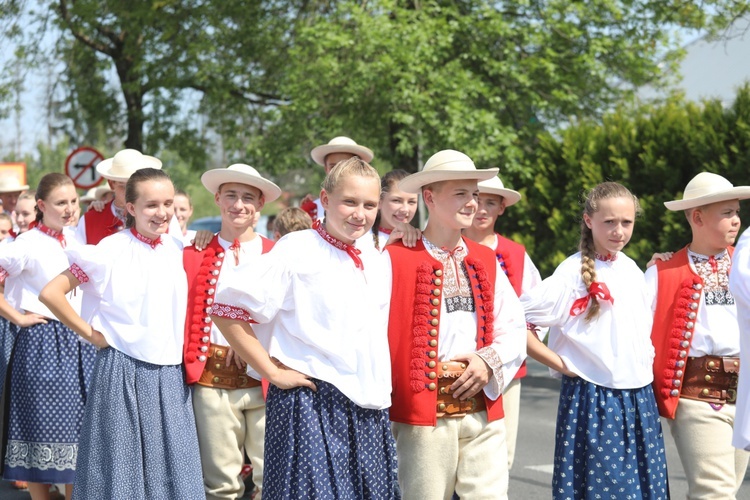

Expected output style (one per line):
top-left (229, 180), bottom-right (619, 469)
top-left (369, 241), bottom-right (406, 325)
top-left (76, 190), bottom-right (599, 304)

top-left (651, 246), bottom-right (734, 419)
top-left (84, 201), bottom-right (124, 245)
top-left (386, 238), bottom-right (504, 426)
top-left (182, 234), bottom-right (274, 384)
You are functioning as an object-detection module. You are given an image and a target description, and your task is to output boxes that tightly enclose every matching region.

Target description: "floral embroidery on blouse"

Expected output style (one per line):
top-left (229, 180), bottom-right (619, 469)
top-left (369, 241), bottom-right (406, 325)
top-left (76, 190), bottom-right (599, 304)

top-left (423, 237), bottom-right (475, 313)
top-left (211, 303), bottom-right (254, 323)
top-left (69, 264), bottom-right (90, 284)
top-left (690, 249), bottom-right (734, 306)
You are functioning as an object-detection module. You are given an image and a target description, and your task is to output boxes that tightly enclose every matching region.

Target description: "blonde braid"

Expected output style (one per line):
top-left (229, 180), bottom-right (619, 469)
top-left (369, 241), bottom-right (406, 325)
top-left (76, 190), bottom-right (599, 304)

top-left (579, 220), bottom-right (600, 321)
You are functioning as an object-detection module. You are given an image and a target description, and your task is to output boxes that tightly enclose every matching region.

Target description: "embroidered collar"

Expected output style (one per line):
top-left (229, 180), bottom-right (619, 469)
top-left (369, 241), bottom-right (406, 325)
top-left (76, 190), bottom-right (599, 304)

top-left (379, 227), bottom-right (393, 236)
top-left (37, 223), bottom-right (66, 248)
top-left (313, 220), bottom-right (363, 270)
top-left (595, 252), bottom-right (617, 262)
top-left (130, 227), bottom-right (162, 249)
top-left (423, 237), bottom-right (467, 281)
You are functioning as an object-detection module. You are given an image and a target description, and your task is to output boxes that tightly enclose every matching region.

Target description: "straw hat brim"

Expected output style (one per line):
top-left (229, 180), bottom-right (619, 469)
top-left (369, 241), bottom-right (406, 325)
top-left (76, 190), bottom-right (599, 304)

top-left (399, 168), bottom-right (499, 194)
top-left (96, 155), bottom-right (162, 182)
top-left (478, 186), bottom-right (522, 207)
top-left (663, 187), bottom-right (750, 211)
top-left (201, 170), bottom-right (282, 203)
top-left (310, 144), bottom-right (374, 166)
top-left (0, 184), bottom-right (30, 193)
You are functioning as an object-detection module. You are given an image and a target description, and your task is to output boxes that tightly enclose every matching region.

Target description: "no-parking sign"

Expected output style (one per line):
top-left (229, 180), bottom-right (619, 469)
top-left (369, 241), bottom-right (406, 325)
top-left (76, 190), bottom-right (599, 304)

top-left (65, 147), bottom-right (105, 189)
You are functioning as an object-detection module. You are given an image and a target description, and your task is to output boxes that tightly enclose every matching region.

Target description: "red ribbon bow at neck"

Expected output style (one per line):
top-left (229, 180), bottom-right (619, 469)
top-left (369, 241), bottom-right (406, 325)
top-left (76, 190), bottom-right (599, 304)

top-left (313, 220), bottom-right (363, 270)
top-left (569, 282), bottom-right (614, 317)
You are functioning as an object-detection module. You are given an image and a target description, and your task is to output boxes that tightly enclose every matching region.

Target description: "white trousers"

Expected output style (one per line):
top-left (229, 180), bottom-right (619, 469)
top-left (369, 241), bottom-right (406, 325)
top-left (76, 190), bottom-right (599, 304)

top-left (193, 384), bottom-right (266, 500)
top-left (668, 398), bottom-right (749, 499)
top-left (392, 412), bottom-right (508, 500)
top-left (502, 378), bottom-right (521, 469)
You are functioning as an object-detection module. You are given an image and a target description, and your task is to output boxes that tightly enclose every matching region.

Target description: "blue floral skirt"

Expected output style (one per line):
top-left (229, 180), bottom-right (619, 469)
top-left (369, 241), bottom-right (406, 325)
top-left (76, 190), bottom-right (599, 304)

top-left (71, 347), bottom-right (204, 499)
top-left (264, 379), bottom-right (400, 499)
top-left (0, 317), bottom-right (19, 401)
top-left (3, 320), bottom-right (95, 484)
top-left (554, 376), bottom-right (669, 499)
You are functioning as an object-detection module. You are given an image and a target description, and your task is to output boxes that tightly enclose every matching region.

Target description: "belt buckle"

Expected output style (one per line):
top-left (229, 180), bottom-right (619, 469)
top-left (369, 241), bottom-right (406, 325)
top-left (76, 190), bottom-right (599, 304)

top-left (727, 388), bottom-right (737, 403)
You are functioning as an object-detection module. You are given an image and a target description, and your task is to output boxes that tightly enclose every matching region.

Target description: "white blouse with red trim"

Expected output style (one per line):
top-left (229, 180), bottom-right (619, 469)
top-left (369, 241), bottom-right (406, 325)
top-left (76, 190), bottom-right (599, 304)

top-left (521, 251), bottom-right (655, 389)
top-left (213, 227), bottom-right (393, 410)
top-left (66, 229), bottom-right (187, 365)
top-left (0, 226), bottom-right (81, 319)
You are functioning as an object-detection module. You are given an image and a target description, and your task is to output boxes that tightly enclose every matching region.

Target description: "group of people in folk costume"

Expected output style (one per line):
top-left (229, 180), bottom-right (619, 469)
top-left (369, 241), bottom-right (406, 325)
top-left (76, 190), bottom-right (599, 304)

top-left (0, 136), bottom-right (748, 500)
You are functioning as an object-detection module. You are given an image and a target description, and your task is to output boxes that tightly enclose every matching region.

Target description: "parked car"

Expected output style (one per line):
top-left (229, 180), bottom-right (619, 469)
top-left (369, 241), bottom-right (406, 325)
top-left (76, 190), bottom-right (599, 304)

top-left (188, 215), bottom-right (271, 238)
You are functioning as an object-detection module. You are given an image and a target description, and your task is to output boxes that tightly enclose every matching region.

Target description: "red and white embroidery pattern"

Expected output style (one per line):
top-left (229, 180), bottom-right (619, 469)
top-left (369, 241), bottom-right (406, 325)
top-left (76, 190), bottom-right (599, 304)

top-left (69, 264), bottom-right (90, 284)
top-left (211, 303), bottom-right (254, 323)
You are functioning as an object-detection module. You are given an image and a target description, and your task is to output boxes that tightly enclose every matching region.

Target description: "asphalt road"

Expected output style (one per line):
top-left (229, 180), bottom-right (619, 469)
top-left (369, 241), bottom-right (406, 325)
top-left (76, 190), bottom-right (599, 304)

top-left (1, 359), bottom-right (748, 498)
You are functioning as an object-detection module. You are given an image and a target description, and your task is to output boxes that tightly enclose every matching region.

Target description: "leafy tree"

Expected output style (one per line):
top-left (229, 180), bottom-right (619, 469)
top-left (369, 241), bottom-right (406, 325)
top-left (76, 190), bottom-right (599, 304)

top-left (2, 0), bottom-right (748, 179)
top-left (507, 84), bottom-right (750, 276)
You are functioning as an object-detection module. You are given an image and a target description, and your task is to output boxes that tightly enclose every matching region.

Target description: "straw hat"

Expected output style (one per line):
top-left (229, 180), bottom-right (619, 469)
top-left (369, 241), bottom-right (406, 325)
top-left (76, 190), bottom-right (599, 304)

top-left (80, 187), bottom-right (99, 202)
top-left (201, 164), bottom-right (281, 203)
top-left (398, 150), bottom-right (498, 194)
top-left (478, 176), bottom-right (521, 207)
top-left (0, 175), bottom-right (29, 193)
top-left (310, 136), bottom-right (374, 166)
top-left (664, 172), bottom-right (750, 211)
top-left (96, 149), bottom-right (162, 182)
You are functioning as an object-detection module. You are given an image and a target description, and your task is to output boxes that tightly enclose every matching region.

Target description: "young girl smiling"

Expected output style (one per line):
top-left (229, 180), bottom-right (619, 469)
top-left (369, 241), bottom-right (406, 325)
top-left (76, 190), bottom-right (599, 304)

top-left (40, 168), bottom-right (203, 499)
top-left (0, 174), bottom-right (93, 499)
top-left (212, 157), bottom-right (401, 499)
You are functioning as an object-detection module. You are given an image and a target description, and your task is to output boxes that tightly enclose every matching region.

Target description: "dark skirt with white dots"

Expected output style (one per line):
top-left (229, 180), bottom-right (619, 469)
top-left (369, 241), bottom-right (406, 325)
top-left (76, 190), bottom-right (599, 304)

top-left (553, 375), bottom-right (669, 500)
top-left (264, 379), bottom-right (401, 499)
top-left (0, 317), bottom-right (19, 401)
top-left (3, 320), bottom-right (95, 484)
top-left (71, 347), bottom-right (204, 500)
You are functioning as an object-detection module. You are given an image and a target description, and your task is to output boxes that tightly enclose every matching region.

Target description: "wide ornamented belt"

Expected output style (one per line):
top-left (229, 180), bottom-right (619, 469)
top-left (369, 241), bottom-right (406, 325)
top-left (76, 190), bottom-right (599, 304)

top-left (197, 343), bottom-right (261, 390)
top-left (436, 361), bottom-right (486, 418)
top-left (680, 355), bottom-right (739, 405)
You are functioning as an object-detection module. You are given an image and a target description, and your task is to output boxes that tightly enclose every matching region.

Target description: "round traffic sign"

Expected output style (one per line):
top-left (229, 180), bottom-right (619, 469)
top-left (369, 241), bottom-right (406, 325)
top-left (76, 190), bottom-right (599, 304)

top-left (65, 147), bottom-right (105, 189)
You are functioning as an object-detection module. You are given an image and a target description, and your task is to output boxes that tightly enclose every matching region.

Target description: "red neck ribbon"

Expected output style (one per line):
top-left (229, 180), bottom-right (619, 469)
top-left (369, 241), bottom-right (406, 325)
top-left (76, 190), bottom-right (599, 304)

top-left (37, 223), bottom-right (66, 248)
top-left (130, 227), bottom-right (162, 249)
top-left (569, 281), bottom-right (614, 317)
top-left (313, 220), bottom-right (363, 270)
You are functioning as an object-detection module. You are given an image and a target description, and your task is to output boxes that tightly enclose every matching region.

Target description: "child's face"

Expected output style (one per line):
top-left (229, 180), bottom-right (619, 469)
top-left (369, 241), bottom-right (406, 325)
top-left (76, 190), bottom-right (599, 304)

top-left (14, 198), bottom-right (35, 232)
top-left (0, 219), bottom-right (11, 240)
top-left (583, 196), bottom-right (635, 256)
top-left (173, 194), bottom-right (194, 231)
top-left (424, 180), bottom-right (479, 231)
top-left (692, 200), bottom-right (741, 250)
top-left (321, 175), bottom-right (380, 244)
top-left (472, 193), bottom-right (506, 232)
top-left (379, 187), bottom-right (418, 231)
top-left (215, 183), bottom-right (264, 232)
top-left (126, 179), bottom-right (175, 240)
top-left (38, 184), bottom-right (78, 230)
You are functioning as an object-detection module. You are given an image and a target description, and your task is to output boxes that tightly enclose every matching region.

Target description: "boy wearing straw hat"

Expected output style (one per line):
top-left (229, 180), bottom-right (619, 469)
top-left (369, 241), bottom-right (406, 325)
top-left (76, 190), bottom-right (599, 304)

top-left (300, 136), bottom-right (374, 222)
top-left (647, 172), bottom-right (750, 498)
top-left (463, 175), bottom-right (543, 471)
top-left (386, 149), bottom-right (527, 499)
top-left (0, 175), bottom-right (29, 216)
top-left (183, 164), bottom-right (280, 500)
top-left (76, 149), bottom-right (168, 245)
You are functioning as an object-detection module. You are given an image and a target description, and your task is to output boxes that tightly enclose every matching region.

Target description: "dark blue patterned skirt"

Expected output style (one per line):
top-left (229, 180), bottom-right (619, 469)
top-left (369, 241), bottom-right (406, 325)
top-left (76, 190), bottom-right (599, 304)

top-left (3, 320), bottom-right (95, 484)
top-left (71, 347), bottom-right (204, 500)
top-left (0, 317), bottom-right (19, 401)
top-left (554, 376), bottom-right (669, 500)
top-left (264, 379), bottom-right (400, 499)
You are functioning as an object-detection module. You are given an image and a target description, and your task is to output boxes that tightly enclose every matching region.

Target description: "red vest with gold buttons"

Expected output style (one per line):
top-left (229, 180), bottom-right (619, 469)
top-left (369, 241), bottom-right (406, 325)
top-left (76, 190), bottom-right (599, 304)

top-left (386, 238), bottom-right (504, 426)
top-left (84, 200), bottom-right (124, 245)
top-left (651, 245), bottom-right (734, 419)
top-left (494, 234), bottom-right (527, 379)
top-left (182, 234), bottom-right (274, 385)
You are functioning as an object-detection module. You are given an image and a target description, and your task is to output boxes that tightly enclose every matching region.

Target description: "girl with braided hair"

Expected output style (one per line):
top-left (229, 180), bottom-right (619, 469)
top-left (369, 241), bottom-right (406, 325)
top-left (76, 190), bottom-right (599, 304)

top-left (521, 182), bottom-right (669, 499)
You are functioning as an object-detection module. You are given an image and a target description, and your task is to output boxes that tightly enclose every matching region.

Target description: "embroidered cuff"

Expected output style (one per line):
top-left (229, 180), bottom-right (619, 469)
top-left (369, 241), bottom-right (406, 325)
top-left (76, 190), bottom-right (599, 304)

top-left (526, 322), bottom-right (539, 335)
top-left (211, 303), bottom-right (254, 324)
top-left (477, 346), bottom-right (504, 391)
top-left (0, 266), bottom-right (8, 285)
top-left (69, 264), bottom-right (89, 284)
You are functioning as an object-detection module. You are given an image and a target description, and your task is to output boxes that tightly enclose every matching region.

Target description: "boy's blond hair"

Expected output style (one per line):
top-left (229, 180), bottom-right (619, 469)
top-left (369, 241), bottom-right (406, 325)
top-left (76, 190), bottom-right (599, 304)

top-left (274, 207), bottom-right (312, 238)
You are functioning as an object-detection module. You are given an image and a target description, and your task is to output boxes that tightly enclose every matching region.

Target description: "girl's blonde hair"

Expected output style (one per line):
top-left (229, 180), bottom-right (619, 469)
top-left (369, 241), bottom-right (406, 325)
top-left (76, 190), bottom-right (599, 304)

top-left (579, 182), bottom-right (641, 321)
top-left (321, 156), bottom-right (380, 195)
